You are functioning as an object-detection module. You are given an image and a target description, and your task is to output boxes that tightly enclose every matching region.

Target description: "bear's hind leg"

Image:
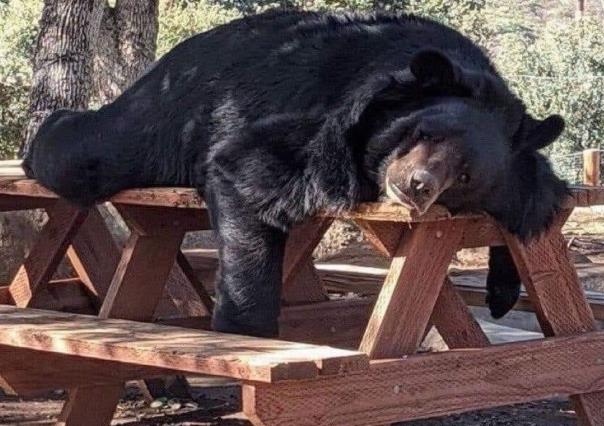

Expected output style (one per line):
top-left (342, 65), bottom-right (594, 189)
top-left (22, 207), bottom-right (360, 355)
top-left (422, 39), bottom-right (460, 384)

top-left (206, 187), bottom-right (287, 338)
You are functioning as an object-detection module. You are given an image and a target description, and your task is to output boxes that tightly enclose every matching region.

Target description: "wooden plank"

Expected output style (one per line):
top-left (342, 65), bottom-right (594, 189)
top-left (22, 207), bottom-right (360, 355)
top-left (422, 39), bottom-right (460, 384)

top-left (0, 179), bottom-right (207, 209)
top-left (64, 207), bottom-right (121, 304)
top-left (57, 385), bottom-right (125, 426)
top-left (314, 261), bottom-right (604, 322)
top-left (0, 178), bottom-right (603, 212)
top-left (158, 297), bottom-right (374, 349)
top-left (116, 204), bottom-right (210, 235)
top-left (0, 306), bottom-right (368, 382)
top-left (65, 206), bottom-right (197, 418)
top-left (359, 220), bottom-right (465, 358)
top-left (431, 278), bottom-right (490, 349)
top-left (154, 254), bottom-right (211, 319)
top-left (98, 232), bottom-right (184, 321)
top-left (504, 214), bottom-right (604, 426)
top-left (283, 260), bottom-right (327, 305)
top-left (504, 217), bottom-right (594, 337)
top-left (0, 195), bottom-right (54, 211)
top-left (281, 218), bottom-right (332, 304)
top-left (0, 347), bottom-right (178, 395)
top-left (8, 201), bottom-right (89, 307)
top-left (176, 251), bottom-right (214, 312)
top-left (111, 187), bottom-right (205, 209)
top-left (583, 149), bottom-right (601, 186)
top-left (0, 179), bottom-right (57, 199)
top-left (279, 297), bottom-right (374, 348)
top-left (353, 220), bottom-right (404, 257)
top-left (244, 331), bottom-right (604, 426)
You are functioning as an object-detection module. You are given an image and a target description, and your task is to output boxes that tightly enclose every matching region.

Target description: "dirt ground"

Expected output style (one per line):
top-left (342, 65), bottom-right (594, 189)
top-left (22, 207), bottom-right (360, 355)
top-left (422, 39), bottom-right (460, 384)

top-left (2, 209), bottom-right (604, 425)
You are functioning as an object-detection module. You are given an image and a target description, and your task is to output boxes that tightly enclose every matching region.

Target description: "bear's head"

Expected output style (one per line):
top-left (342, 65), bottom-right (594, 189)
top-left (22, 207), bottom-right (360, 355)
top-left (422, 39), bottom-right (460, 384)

top-left (345, 49), bottom-right (567, 240)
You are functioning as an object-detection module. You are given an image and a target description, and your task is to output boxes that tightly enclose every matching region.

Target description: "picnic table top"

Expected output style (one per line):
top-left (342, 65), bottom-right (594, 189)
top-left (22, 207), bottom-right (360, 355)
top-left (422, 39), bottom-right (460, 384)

top-left (0, 161), bottom-right (602, 222)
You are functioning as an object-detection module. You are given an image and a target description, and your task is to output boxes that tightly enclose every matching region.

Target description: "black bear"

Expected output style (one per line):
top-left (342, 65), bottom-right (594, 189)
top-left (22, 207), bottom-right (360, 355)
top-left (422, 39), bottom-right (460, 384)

top-left (23, 10), bottom-right (567, 337)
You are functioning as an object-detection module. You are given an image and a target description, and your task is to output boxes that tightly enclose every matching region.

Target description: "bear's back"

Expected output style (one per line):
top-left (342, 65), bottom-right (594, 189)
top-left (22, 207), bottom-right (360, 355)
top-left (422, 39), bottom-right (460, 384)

top-left (110, 10), bottom-right (496, 122)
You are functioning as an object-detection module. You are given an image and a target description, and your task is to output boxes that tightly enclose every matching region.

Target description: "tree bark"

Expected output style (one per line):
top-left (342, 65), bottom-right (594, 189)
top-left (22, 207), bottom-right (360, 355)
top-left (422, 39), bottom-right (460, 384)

top-left (22, 0), bottom-right (104, 155)
top-left (93, 0), bottom-right (159, 104)
top-left (5, 1), bottom-right (105, 294)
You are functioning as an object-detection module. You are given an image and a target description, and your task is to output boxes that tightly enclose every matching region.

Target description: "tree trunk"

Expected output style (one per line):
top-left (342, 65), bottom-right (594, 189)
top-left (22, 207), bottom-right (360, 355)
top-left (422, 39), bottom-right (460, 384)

top-left (3, 0), bottom-right (105, 289)
top-left (93, 0), bottom-right (159, 104)
top-left (22, 0), bottom-right (104, 155)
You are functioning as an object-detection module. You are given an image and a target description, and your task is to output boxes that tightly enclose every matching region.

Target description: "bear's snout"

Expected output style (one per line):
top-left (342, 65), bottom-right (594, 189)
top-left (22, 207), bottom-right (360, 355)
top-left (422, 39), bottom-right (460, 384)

top-left (386, 168), bottom-right (441, 214)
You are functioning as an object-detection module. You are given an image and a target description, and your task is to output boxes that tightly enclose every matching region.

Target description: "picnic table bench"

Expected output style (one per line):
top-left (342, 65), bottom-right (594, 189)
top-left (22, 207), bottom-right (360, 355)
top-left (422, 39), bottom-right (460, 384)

top-left (0, 167), bottom-right (604, 425)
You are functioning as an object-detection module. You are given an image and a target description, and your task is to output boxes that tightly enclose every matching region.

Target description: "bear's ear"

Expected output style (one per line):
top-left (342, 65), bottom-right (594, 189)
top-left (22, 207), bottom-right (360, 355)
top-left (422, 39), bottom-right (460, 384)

top-left (409, 49), bottom-right (459, 87)
top-left (514, 114), bottom-right (565, 152)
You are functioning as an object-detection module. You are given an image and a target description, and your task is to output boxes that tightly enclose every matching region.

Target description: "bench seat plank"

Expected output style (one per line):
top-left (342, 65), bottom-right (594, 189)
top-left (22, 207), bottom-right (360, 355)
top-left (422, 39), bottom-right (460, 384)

top-left (0, 306), bottom-right (368, 383)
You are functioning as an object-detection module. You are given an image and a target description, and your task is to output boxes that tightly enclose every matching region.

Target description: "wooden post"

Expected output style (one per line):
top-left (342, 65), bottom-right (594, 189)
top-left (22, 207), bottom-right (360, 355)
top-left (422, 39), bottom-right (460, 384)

top-left (281, 218), bottom-right (332, 304)
top-left (504, 211), bottom-right (604, 426)
top-left (8, 201), bottom-right (89, 307)
top-left (583, 149), bottom-right (600, 186)
top-left (59, 205), bottom-right (190, 424)
top-left (359, 220), bottom-right (465, 358)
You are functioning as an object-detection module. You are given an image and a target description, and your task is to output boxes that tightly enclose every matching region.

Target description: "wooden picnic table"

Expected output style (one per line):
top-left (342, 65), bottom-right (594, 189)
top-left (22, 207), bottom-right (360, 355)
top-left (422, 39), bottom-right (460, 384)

top-left (0, 174), bottom-right (604, 425)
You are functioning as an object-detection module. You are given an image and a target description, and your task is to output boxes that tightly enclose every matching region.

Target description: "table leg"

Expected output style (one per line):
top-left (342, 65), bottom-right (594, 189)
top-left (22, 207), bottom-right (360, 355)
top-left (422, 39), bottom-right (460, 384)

top-left (9, 200), bottom-right (88, 307)
top-left (431, 277), bottom-right (490, 349)
top-left (281, 217), bottom-right (332, 304)
top-left (504, 211), bottom-right (604, 426)
top-left (359, 220), bottom-right (465, 358)
top-left (353, 219), bottom-right (488, 350)
top-left (58, 207), bottom-right (187, 424)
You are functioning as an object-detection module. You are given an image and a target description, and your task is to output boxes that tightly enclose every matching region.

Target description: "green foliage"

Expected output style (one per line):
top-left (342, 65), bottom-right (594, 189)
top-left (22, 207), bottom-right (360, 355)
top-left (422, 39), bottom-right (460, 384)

top-left (0, 0), bottom-right (41, 159)
top-left (499, 16), bottom-right (604, 156)
top-left (158, 1), bottom-right (242, 56)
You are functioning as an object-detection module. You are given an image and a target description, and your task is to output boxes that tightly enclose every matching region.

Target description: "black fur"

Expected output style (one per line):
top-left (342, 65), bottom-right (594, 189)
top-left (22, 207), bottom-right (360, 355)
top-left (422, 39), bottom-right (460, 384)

top-left (23, 10), bottom-right (567, 336)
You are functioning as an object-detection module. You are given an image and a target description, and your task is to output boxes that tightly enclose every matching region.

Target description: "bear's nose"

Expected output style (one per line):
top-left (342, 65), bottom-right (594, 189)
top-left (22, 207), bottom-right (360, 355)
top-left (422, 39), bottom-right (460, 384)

top-left (410, 170), bottom-right (436, 199)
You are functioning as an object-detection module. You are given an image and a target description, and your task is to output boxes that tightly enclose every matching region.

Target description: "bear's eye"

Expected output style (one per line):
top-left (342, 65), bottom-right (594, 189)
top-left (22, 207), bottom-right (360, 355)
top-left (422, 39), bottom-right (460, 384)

top-left (458, 173), bottom-right (470, 184)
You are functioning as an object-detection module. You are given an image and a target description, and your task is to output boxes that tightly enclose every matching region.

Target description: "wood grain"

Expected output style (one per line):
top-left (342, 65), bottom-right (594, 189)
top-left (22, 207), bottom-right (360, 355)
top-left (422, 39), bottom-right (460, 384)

top-left (98, 232), bottom-right (184, 321)
top-left (57, 385), bottom-right (125, 426)
top-left (116, 204), bottom-right (210, 235)
top-left (0, 347), bottom-right (177, 395)
top-left (64, 207), bottom-right (120, 304)
top-left (0, 306), bottom-right (368, 382)
top-left (0, 177), bottom-right (601, 214)
top-left (279, 297), bottom-right (374, 349)
top-left (504, 214), bottom-right (604, 426)
top-left (583, 149), bottom-right (601, 186)
top-left (281, 218), bottom-right (332, 304)
top-left (359, 220), bottom-right (464, 358)
top-left (8, 200), bottom-right (88, 307)
top-left (244, 331), bottom-right (604, 426)
top-left (353, 220), bottom-right (404, 257)
top-left (431, 278), bottom-right (490, 349)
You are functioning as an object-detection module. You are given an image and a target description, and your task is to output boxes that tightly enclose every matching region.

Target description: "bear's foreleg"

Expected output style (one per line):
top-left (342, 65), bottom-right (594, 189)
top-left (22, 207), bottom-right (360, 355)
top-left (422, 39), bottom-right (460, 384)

top-left (486, 245), bottom-right (522, 319)
top-left (206, 184), bottom-right (287, 338)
